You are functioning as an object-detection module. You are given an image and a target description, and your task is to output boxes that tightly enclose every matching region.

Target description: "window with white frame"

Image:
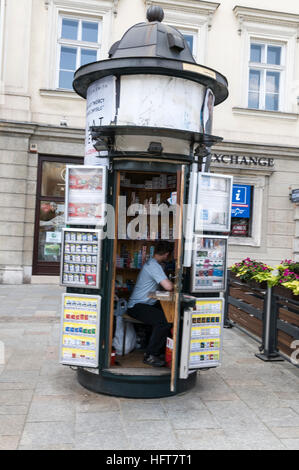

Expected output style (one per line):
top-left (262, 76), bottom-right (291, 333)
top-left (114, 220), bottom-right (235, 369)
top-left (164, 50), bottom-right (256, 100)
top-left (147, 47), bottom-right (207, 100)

top-left (57, 16), bottom-right (101, 90)
top-left (248, 41), bottom-right (285, 112)
top-left (181, 32), bottom-right (197, 60)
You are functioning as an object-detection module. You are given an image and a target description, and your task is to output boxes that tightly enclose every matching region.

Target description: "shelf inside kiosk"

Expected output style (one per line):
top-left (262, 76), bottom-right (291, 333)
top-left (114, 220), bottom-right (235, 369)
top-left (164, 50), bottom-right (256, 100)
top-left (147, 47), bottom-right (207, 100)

top-left (108, 171), bottom-right (179, 374)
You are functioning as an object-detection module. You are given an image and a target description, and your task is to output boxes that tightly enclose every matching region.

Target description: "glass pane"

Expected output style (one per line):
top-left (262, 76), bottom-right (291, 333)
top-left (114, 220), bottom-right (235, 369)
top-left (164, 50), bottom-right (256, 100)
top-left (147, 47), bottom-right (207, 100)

top-left (266, 71), bottom-right (280, 93)
top-left (41, 162), bottom-right (68, 197)
top-left (249, 69), bottom-right (260, 92)
top-left (267, 45), bottom-right (281, 65)
top-left (265, 93), bottom-right (279, 111)
top-left (59, 70), bottom-right (74, 90)
top-left (38, 202), bottom-right (65, 262)
top-left (82, 21), bottom-right (99, 43)
top-left (61, 18), bottom-right (78, 40)
top-left (250, 44), bottom-right (262, 63)
top-left (81, 49), bottom-right (97, 66)
top-left (60, 46), bottom-right (77, 71)
top-left (248, 92), bottom-right (259, 109)
top-left (183, 34), bottom-right (194, 53)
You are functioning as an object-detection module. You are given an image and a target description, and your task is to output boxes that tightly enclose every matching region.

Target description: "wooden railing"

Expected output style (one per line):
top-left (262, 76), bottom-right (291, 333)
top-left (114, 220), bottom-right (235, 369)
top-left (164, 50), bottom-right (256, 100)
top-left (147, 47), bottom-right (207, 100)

top-left (224, 272), bottom-right (299, 366)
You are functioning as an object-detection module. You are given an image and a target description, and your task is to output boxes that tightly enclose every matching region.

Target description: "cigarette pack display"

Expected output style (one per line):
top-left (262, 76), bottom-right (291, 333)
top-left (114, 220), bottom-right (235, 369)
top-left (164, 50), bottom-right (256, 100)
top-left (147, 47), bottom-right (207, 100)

top-left (191, 235), bottom-right (227, 293)
top-left (65, 166), bottom-right (107, 226)
top-left (60, 293), bottom-right (101, 368)
top-left (195, 173), bottom-right (233, 233)
top-left (180, 298), bottom-right (224, 378)
top-left (60, 229), bottom-right (102, 289)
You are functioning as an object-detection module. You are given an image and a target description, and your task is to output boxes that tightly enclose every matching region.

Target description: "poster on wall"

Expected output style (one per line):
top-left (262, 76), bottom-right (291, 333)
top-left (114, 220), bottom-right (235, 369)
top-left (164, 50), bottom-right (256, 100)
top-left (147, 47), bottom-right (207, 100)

top-left (65, 165), bottom-right (107, 226)
top-left (60, 293), bottom-right (101, 368)
top-left (191, 235), bottom-right (228, 293)
top-left (180, 298), bottom-right (224, 379)
top-left (195, 173), bottom-right (233, 233)
top-left (201, 88), bottom-right (215, 135)
top-left (85, 75), bottom-right (116, 165)
top-left (60, 228), bottom-right (102, 289)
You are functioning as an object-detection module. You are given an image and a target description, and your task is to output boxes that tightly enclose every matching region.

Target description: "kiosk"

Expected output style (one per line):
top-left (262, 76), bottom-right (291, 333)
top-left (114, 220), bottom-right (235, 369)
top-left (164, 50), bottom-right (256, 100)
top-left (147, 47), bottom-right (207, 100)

top-left (59, 6), bottom-right (230, 398)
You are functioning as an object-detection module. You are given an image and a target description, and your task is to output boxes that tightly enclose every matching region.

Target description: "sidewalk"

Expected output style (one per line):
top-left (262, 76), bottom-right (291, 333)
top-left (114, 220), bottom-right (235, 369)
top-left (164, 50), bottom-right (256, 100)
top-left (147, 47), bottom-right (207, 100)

top-left (0, 284), bottom-right (299, 450)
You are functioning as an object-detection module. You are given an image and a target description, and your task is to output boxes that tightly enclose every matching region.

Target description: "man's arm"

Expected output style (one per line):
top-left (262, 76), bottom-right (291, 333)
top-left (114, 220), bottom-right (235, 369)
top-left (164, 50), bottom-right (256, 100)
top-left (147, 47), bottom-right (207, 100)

top-left (160, 278), bottom-right (174, 292)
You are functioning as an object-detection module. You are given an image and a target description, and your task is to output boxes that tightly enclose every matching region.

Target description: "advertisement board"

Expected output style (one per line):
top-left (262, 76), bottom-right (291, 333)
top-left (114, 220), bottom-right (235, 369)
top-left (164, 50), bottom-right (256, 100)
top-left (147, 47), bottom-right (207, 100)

top-left (60, 293), bottom-right (101, 368)
top-left (65, 165), bottom-right (107, 226)
top-left (195, 173), bottom-right (233, 233)
top-left (190, 235), bottom-right (228, 293)
top-left (60, 228), bottom-right (102, 289)
top-left (180, 298), bottom-right (224, 378)
top-left (85, 75), bottom-right (116, 164)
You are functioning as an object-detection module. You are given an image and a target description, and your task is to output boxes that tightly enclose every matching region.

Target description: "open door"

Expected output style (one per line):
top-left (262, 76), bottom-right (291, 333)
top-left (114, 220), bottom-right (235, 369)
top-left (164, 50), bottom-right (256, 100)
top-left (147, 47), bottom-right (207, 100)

top-left (170, 165), bottom-right (186, 393)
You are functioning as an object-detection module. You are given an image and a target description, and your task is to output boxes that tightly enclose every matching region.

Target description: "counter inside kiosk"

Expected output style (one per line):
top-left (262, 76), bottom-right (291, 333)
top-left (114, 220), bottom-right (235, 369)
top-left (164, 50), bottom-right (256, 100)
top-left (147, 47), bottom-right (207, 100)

top-left (58, 6), bottom-right (230, 398)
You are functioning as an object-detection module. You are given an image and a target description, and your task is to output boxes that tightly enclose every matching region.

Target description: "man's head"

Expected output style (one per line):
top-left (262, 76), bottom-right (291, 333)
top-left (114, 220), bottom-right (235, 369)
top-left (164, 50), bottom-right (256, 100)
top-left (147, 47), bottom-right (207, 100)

top-left (154, 241), bottom-right (174, 263)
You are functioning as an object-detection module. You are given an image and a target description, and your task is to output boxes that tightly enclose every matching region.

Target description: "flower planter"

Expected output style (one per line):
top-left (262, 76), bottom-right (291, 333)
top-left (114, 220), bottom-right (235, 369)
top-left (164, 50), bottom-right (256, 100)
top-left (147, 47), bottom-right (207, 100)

top-left (229, 271), bottom-right (267, 290)
top-left (273, 285), bottom-right (299, 302)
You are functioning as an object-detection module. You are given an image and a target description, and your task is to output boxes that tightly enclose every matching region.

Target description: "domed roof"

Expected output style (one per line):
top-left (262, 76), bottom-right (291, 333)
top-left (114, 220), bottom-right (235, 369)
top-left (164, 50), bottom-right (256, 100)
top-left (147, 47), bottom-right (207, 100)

top-left (109, 6), bottom-right (196, 63)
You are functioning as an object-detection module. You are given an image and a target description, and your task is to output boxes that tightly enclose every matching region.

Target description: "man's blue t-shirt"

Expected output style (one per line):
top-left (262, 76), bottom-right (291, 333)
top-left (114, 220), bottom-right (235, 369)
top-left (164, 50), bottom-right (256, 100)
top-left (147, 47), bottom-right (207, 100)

top-left (128, 258), bottom-right (167, 308)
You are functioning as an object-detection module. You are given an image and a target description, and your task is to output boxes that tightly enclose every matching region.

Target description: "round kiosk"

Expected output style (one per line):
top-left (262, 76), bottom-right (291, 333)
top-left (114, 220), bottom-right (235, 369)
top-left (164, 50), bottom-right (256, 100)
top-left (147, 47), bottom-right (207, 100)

top-left (68, 6), bottom-right (228, 398)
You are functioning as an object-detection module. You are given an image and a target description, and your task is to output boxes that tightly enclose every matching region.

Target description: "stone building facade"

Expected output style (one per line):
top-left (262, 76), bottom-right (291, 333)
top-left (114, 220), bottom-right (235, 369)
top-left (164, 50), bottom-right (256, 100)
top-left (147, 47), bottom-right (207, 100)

top-left (0, 0), bottom-right (299, 284)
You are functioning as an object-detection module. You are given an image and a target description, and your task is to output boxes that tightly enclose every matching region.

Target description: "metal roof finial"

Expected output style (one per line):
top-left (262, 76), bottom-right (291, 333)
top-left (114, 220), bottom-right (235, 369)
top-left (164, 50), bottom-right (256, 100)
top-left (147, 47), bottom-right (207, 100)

top-left (146, 5), bottom-right (164, 23)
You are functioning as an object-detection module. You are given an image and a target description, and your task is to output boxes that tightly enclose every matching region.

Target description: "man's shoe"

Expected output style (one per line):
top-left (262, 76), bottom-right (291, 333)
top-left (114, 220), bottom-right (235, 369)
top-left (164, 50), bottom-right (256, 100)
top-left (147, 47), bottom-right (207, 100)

top-left (144, 352), bottom-right (165, 361)
top-left (143, 354), bottom-right (166, 367)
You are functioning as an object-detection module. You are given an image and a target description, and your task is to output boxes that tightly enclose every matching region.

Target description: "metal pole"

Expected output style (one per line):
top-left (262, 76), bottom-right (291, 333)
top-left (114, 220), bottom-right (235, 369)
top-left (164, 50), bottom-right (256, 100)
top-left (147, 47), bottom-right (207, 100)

top-left (255, 287), bottom-right (283, 362)
top-left (224, 270), bottom-right (233, 328)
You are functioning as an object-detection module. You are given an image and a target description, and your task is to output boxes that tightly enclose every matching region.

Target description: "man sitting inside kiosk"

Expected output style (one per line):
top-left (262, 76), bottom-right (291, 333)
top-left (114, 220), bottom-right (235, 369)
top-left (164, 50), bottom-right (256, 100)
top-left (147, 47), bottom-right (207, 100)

top-left (127, 241), bottom-right (174, 367)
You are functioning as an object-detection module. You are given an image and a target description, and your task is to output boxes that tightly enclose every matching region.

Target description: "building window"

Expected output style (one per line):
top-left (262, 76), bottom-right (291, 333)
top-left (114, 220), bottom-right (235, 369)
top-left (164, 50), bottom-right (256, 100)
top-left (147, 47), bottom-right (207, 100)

top-left (248, 41), bottom-right (284, 111)
top-left (57, 16), bottom-right (101, 90)
top-left (182, 32), bottom-right (196, 59)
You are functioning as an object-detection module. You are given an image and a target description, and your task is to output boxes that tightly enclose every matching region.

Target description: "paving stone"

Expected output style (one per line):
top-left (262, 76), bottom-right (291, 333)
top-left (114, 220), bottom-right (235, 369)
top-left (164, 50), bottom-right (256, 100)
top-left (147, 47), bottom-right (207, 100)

top-left (0, 370), bottom-right (40, 384)
top-left (160, 393), bottom-right (207, 412)
top-left (27, 396), bottom-right (75, 423)
top-left (0, 390), bottom-right (33, 406)
top-left (20, 422), bottom-right (75, 447)
top-left (120, 401), bottom-right (167, 421)
top-left (167, 408), bottom-right (219, 430)
top-left (253, 408), bottom-right (299, 427)
top-left (232, 389), bottom-right (287, 409)
top-left (0, 436), bottom-right (19, 450)
top-left (76, 395), bottom-right (120, 413)
top-left (281, 439), bottom-right (299, 450)
top-left (124, 421), bottom-right (180, 450)
top-left (0, 405), bottom-right (28, 415)
top-left (75, 430), bottom-right (129, 450)
top-left (0, 415), bottom-right (26, 435)
top-left (76, 411), bottom-right (123, 433)
top-left (270, 427), bottom-right (299, 439)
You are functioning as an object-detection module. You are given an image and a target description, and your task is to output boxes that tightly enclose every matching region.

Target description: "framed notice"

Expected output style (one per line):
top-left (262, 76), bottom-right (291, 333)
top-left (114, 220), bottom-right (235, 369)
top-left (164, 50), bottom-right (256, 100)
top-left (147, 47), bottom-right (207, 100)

top-left (195, 173), bottom-right (233, 233)
top-left (65, 165), bottom-right (107, 226)
top-left (191, 235), bottom-right (228, 293)
top-left (60, 293), bottom-right (101, 368)
top-left (60, 228), bottom-right (102, 289)
top-left (180, 298), bottom-right (224, 379)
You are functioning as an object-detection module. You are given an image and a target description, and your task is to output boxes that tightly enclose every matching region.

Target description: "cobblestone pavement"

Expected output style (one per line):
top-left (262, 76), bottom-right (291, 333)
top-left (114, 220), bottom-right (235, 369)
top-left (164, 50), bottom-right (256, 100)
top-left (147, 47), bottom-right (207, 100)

top-left (0, 284), bottom-right (299, 450)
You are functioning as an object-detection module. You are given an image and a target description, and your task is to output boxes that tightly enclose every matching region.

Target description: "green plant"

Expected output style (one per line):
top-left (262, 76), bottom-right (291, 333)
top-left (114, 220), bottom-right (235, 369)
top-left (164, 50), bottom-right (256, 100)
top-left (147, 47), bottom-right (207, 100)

top-left (230, 258), bottom-right (272, 283)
